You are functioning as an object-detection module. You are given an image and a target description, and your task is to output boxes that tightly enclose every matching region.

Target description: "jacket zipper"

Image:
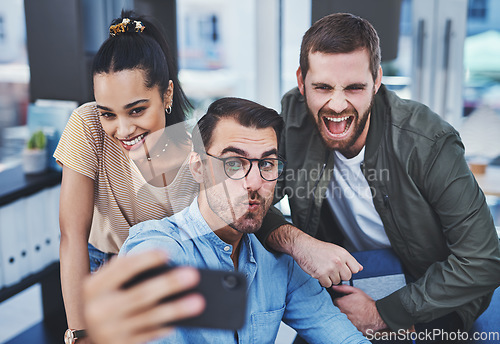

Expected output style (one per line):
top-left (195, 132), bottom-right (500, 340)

top-left (304, 152), bottom-right (329, 234)
top-left (383, 194), bottom-right (413, 257)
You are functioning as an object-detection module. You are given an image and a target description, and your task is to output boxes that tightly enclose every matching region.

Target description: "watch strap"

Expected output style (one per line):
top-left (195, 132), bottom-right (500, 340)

top-left (65, 328), bottom-right (87, 343)
top-left (73, 329), bottom-right (87, 339)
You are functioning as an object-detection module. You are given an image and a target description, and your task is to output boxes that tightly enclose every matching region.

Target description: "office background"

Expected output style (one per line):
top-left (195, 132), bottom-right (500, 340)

top-left (0, 0), bottom-right (500, 343)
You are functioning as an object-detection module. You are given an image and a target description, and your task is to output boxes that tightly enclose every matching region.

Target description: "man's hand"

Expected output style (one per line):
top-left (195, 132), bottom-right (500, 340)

top-left (292, 235), bottom-right (363, 287)
top-left (83, 250), bottom-right (205, 344)
top-left (268, 225), bottom-right (363, 287)
top-left (331, 285), bottom-right (388, 335)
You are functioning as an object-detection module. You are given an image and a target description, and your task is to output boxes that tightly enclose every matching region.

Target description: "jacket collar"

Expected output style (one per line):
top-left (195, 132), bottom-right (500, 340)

top-left (364, 84), bottom-right (390, 165)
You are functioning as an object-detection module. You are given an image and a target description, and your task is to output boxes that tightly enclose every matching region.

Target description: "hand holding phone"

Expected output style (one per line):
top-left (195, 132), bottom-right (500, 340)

top-left (83, 251), bottom-right (205, 344)
top-left (122, 263), bottom-right (248, 330)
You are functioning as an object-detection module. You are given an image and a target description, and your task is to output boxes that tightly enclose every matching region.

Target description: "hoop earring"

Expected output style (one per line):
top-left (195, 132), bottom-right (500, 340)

top-left (165, 106), bottom-right (172, 115)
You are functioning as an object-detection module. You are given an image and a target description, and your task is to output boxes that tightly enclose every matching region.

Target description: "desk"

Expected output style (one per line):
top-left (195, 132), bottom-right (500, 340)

top-left (474, 165), bottom-right (500, 197)
top-left (0, 164), bottom-right (61, 206)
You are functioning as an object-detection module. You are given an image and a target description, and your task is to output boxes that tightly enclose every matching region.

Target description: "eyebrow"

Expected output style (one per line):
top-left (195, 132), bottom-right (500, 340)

top-left (311, 82), bottom-right (331, 88)
top-left (220, 146), bottom-right (246, 156)
top-left (96, 99), bottom-right (149, 112)
top-left (311, 82), bottom-right (368, 89)
top-left (220, 146), bottom-right (278, 158)
top-left (345, 83), bottom-right (368, 89)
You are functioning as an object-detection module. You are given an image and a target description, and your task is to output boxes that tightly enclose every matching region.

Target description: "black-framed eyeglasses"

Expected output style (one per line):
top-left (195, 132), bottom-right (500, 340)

top-left (205, 153), bottom-right (286, 181)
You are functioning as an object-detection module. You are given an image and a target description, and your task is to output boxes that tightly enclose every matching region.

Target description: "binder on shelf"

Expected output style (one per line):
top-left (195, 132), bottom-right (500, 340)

top-left (0, 199), bottom-right (31, 287)
top-left (0, 250), bottom-right (4, 290)
top-left (45, 185), bottom-right (61, 263)
top-left (0, 237), bottom-right (3, 289)
top-left (25, 191), bottom-right (51, 273)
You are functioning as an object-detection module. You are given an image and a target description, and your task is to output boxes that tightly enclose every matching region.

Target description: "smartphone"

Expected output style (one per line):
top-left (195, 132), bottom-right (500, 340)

top-left (122, 264), bottom-right (248, 330)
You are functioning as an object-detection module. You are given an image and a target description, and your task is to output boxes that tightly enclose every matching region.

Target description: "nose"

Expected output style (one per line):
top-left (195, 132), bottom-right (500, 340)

top-left (116, 117), bottom-right (135, 139)
top-left (243, 162), bottom-right (263, 191)
top-left (327, 90), bottom-right (348, 114)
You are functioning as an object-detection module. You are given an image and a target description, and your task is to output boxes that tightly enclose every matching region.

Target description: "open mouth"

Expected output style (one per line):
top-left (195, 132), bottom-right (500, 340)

top-left (119, 132), bottom-right (148, 150)
top-left (323, 115), bottom-right (354, 137)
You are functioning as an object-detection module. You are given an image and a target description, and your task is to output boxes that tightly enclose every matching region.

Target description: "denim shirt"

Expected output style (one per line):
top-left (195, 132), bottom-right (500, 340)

top-left (120, 199), bottom-right (368, 344)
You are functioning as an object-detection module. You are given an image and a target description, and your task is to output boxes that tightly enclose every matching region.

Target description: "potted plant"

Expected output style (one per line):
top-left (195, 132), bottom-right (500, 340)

top-left (22, 130), bottom-right (47, 174)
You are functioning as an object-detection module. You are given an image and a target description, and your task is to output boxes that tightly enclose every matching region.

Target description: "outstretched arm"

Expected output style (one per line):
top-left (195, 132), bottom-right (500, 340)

top-left (59, 166), bottom-right (95, 344)
top-left (83, 250), bottom-right (205, 344)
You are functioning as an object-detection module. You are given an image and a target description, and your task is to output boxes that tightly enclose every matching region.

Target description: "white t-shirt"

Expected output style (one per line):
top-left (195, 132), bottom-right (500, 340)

top-left (326, 147), bottom-right (390, 252)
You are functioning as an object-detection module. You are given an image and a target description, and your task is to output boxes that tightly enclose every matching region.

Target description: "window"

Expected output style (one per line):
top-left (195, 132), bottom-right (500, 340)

top-left (0, 0), bottom-right (29, 164)
top-left (0, 15), bottom-right (5, 41)
top-left (468, 0), bottom-right (488, 20)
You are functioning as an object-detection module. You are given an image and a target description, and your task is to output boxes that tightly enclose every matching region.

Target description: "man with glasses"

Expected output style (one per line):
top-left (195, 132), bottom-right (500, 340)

top-left (82, 97), bottom-right (368, 344)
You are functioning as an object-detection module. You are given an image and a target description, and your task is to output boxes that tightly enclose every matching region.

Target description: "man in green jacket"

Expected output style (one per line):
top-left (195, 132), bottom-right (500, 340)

top-left (257, 12), bottom-right (500, 340)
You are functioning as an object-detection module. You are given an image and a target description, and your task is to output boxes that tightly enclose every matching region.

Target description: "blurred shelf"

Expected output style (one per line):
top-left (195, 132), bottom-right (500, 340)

top-left (0, 263), bottom-right (59, 303)
top-left (0, 64), bottom-right (30, 84)
top-left (0, 164), bottom-right (61, 207)
top-left (474, 165), bottom-right (500, 197)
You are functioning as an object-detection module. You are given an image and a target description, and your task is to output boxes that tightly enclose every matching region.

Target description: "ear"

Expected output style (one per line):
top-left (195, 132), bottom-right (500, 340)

top-left (374, 66), bottom-right (383, 93)
top-left (164, 80), bottom-right (174, 107)
top-left (296, 67), bottom-right (305, 96)
top-left (188, 151), bottom-right (204, 183)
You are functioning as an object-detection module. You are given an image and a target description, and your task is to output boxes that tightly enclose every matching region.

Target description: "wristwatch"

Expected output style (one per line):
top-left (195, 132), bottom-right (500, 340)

top-left (64, 329), bottom-right (87, 344)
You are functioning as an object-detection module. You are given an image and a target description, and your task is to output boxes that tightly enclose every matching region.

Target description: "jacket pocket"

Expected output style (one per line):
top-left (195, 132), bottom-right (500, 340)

top-left (250, 305), bottom-right (285, 344)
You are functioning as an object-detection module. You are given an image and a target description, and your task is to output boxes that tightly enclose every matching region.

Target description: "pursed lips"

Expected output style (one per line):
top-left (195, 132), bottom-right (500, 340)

top-left (246, 199), bottom-right (263, 211)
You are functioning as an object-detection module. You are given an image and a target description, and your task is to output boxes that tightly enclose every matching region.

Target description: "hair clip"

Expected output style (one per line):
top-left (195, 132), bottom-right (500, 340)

top-left (109, 18), bottom-right (146, 37)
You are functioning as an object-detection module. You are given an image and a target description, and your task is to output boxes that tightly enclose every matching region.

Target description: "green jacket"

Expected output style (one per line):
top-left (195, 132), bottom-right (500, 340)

top-left (258, 85), bottom-right (500, 331)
